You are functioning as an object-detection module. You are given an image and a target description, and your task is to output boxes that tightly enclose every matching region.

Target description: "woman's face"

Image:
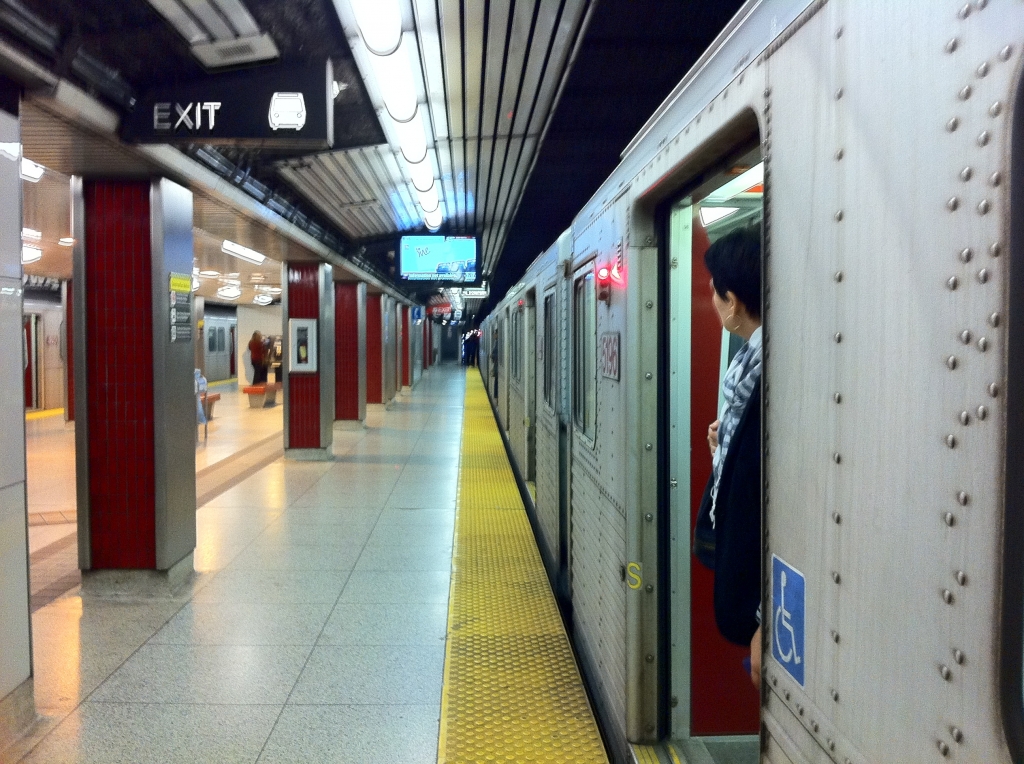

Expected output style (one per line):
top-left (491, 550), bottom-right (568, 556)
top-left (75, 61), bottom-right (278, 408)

top-left (710, 278), bottom-right (730, 328)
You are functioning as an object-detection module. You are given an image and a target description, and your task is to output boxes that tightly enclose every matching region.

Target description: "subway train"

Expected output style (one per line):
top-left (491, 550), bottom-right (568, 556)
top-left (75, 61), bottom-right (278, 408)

top-left (479, 1), bottom-right (1024, 762)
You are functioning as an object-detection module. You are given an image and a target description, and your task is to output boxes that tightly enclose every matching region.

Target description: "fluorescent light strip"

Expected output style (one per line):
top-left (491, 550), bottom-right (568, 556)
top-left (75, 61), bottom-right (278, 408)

top-left (221, 239), bottom-right (266, 264)
top-left (20, 159), bottom-right (44, 182)
top-left (341, 0), bottom-right (443, 229)
top-left (699, 206), bottom-right (739, 227)
top-left (348, 0), bottom-right (402, 56)
top-left (417, 184), bottom-right (439, 213)
top-left (705, 162), bottom-right (764, 204)
top-left (22, 228), bottom-right (41, 241)
top-left (21, 245), bottom-right (41, 264)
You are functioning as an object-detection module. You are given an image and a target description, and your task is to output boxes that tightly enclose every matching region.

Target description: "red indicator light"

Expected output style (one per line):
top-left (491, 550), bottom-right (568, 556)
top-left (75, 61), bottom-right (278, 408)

top-left (597, 267), bottom-right (610, 281)
top-left (518, 299), bottom-right (524, 307)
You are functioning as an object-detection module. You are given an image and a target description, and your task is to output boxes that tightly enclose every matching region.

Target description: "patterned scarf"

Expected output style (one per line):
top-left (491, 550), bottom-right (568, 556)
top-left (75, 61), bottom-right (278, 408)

top-left (710, 326), bottom-right (762, 527)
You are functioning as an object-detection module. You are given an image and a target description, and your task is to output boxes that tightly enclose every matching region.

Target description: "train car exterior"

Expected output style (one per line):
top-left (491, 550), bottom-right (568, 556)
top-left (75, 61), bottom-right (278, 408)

top-left (482, 1), bottom-right (1024, 762)
top-left (202, 313), bottom-right (236, 383)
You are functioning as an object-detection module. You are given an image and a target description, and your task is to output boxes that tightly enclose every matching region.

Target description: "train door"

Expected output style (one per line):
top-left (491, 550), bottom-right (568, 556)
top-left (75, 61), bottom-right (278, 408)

top-left (229, 325), bottom-right (236, 377)
top-left (23, 314), bottom-right (38, 409)
top-left (664, 143), bottom-right (763, 759)
top-left (525, 290), bottom-right (537, 489)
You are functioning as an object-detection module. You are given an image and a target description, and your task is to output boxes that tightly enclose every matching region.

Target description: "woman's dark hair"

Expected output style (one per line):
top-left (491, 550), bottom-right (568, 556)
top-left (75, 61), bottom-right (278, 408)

top-left (704, 227), bottom-right (762, 319)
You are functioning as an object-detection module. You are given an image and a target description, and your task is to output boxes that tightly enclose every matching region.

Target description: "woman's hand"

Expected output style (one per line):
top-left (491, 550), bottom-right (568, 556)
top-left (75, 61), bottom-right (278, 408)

top-left (707, 420), bottom-right (720, 455)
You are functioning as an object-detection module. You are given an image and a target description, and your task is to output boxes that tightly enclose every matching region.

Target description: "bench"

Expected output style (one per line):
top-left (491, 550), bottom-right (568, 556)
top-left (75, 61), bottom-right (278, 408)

top-left (242, 382), bottom-right (282, 408)
top-left (199, 392), bottom-right (221, 420)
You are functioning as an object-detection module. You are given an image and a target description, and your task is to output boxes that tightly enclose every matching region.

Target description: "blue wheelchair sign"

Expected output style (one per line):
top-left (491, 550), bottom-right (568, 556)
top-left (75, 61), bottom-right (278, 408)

top-left (771, 554), bottom-right (805, 686)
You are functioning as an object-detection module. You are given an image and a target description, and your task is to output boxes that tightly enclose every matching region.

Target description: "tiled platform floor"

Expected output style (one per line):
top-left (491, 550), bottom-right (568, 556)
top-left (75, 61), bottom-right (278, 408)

top-left (26, 382), bottom-right (284, 527)
top-left (26, 383), bottom-right (286, 612)
top-left (11, 368), bottom-right (462, 764)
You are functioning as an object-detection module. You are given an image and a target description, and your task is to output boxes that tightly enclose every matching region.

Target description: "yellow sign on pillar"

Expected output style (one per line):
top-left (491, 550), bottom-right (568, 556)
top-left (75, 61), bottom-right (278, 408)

top-left (169, 273), bottom-right (192, 294)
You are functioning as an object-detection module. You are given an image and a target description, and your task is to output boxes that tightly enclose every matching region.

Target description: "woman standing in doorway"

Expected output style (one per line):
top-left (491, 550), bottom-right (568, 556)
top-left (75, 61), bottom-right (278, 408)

top-left (694, 227), bottom-right (764, 690)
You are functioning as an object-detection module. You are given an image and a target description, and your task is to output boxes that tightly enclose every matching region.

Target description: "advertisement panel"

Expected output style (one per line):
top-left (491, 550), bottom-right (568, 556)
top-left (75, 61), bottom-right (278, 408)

top-left (399, 236), bottom-right (477, 283)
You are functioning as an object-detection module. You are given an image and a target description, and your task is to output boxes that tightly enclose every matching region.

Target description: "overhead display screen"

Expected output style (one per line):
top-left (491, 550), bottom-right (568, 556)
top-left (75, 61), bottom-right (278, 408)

top-left (399, 236), bottom-right (477, 283)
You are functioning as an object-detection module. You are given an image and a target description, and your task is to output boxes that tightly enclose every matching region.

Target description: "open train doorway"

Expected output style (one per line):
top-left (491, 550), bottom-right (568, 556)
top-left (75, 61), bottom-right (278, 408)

top-left (662, 138), bottom-right (763, 761)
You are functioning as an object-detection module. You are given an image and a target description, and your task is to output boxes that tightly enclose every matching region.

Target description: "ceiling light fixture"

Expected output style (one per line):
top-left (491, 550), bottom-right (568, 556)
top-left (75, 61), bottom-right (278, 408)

top-left (21, 245), bottom-right (41, 264)
top-left (216, 284), bottom-right (242, 300)
top-left (20, 159), bottom-right (44, 182)
top-left (58, 237), bottom-right (75, 247)
top-left (705, 163), bottom-right (765, 204)
top-left (392, 112), bottom-right (427, 164)
top-left (699, 206), bottom-right (739, 227)
top-left (221, 239), bottom-right (266, 264)
top-left (407, 158), bottom-right (434, 192)
top-left (192, 275), bottom-right (201, 292)
top-left (253, 293), bottom-right (273, 306)
top-left (21, 228), bottom-right (41, 241)
top-left (199, 269), bottom-right (220, 277)
top-left (348, 0), bottom-right (402, 56)
top-left (416, 184), bottom-right (439, 214)
top-left (341, 0), bottom-right (444, 231)
top-left (369, 40), bottom-right (417, 122)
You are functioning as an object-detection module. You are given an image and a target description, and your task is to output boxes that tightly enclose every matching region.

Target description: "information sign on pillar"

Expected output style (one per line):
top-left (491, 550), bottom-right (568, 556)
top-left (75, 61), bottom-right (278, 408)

top-left (282, 261), bottom-right (334, 459)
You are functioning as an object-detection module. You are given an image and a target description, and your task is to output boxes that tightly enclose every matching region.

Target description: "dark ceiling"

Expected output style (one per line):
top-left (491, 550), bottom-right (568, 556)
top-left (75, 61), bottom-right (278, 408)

top-left (480, 0), bottom-right (747, 319)
top-left (0, 0), bottom-right (747, 311)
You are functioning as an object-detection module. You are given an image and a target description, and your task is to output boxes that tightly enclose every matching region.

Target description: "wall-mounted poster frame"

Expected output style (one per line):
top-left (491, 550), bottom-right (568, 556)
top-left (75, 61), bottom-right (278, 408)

top-left (288, 318), bottom-right (318, 373)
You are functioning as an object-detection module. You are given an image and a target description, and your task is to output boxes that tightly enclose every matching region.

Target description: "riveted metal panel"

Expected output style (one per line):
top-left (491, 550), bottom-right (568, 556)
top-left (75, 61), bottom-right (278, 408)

top-left (762, 2), bottom-right (1022, 761)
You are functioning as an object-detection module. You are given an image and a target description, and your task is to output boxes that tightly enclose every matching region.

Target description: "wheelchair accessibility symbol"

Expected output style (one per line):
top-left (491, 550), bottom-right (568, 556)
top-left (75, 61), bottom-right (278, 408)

top-left (771, 554), bottom-right (805, 686)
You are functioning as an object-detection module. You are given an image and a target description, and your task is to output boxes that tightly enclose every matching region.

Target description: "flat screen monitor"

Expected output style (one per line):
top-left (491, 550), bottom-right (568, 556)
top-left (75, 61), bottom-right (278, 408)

top-left (399, 236), bottom-right (477, 283)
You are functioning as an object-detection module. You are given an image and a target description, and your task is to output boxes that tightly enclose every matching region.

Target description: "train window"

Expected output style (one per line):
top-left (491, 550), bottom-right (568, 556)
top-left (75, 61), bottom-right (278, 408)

top-left (217, 327), bottom-right (226, 352)
top-left (207, 328), bottom-right (216, 353)
top-left (510, 309), bottom-right (521, 381)
top-left (543, 292), bottom-right (555, 407)
top-left (573, 270), bottom-right (596, 438)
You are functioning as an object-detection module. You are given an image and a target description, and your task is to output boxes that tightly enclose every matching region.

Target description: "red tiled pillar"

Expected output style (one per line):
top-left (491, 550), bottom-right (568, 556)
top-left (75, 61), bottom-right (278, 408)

top-left (401, 305), bottom-right (411, 388)
top-left (334, 282), bottom-right (366, 422)
top-left (366, 294), bottom-right (383, 404)
top-left (73, 178), bottom-right (196, 577)
top-left (284, 262), bottom-right (334, 459)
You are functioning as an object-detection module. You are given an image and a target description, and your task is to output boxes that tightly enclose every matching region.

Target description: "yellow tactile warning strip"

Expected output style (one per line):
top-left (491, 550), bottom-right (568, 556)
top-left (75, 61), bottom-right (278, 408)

top-left (438, 370), bottom-right (609, 763)
top-left (632, 745), bottom-right (662, 764)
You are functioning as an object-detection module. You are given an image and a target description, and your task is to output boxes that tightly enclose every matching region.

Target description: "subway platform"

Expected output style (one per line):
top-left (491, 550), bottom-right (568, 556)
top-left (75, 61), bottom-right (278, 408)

top-left (5, 366), bottom-right (607, 764)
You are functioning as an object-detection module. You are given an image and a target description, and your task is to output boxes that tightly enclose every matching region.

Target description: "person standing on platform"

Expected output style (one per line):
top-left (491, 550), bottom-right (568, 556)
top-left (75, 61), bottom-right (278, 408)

top-left (248, 330), bottom-right (268, 384)
top-left (465, 330), bottom-right (479, 367)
